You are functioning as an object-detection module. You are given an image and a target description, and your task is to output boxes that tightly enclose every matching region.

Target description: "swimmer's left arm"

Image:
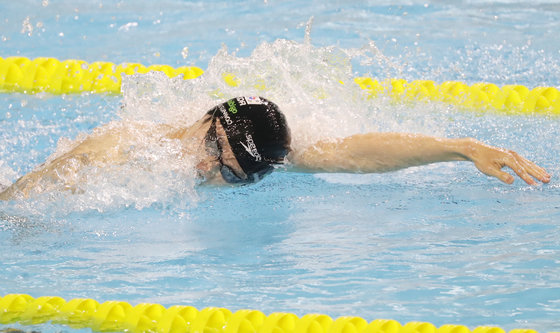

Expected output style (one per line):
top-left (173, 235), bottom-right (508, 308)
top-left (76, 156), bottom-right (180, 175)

top-left (288, 132), bottom-right (551, 185)
top-left (0, 123), bottom-right (132, 200)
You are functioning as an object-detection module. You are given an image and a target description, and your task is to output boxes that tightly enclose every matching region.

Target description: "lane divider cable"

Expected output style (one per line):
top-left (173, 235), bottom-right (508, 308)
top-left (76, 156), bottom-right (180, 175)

top-left (0, 56), bottom-right (559, 114)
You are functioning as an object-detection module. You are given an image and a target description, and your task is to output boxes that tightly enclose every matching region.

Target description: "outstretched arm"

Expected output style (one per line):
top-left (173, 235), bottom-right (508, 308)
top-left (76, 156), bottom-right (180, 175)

top-left (288, 132), bottom-right (551, 185)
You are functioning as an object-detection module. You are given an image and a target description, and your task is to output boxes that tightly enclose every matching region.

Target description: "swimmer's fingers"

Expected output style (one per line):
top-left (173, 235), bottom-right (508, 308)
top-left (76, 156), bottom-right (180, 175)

top-left (508, 151), bottom-right (551, 184)
top-left (478, 160), bottom-right (517, 184)
top-left (481, 150), bottom-right (551, 185)
top-left (505, 155), bottom-right (537, 185)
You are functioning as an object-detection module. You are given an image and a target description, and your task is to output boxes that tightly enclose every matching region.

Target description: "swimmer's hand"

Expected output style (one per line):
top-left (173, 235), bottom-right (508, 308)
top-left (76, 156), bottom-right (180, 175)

top-left (289, 133), bottom-right (551, 185)
top-left (462, 138), bottom-right (551, 185)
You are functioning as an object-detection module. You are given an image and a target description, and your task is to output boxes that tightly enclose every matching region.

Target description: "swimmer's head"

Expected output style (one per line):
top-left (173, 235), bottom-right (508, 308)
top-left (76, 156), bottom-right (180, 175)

top-left (205, 96), bottom-right (291, 184)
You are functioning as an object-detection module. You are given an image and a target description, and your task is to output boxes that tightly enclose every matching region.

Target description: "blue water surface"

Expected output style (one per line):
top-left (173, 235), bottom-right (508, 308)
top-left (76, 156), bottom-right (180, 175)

top-left (1, 1), bottom-right (560, 332)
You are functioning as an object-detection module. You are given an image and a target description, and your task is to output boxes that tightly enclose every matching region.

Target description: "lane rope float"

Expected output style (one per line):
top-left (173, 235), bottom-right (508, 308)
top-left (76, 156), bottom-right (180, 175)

top-left (1, 56), bottom-right (559, 114)
top-left (0, 294), bottom-right (545, 333)
top-left (0, 56), bottom-right (204, 95)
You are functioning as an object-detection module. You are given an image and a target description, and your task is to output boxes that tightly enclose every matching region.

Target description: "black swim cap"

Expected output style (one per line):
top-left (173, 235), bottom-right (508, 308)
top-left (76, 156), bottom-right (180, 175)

top-left (206, 96), bottom-right (291, 183)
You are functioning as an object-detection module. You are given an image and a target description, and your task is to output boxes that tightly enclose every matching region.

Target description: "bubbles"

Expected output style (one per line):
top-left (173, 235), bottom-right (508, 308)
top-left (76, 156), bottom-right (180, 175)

top-left (118, 22), bottom-right (139, 32)
top-left (20, 16), bottom-right (33, 36)
top-left (181, 46), bottom-right (189, 59)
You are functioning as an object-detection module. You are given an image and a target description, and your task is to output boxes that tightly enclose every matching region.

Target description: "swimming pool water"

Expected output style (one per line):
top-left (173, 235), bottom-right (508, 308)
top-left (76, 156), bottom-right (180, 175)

top-left (2, 0), bottom-right (560, 332)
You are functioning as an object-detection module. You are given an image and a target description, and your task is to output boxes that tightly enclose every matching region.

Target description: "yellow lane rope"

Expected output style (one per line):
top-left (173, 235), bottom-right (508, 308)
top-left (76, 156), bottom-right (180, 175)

top-left (0, 56), bottom-right (203, 95)
top-left (0, 56), bottom-right (559, 114)
top-left (354, 77), bottom-right (560, 115)
top-left (0, 294), bottom-right (545, 333)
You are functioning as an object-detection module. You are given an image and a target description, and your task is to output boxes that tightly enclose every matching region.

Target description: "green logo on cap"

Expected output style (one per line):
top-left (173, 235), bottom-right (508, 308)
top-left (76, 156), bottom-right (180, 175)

top-left (227, 100), bottom-right (238, 114)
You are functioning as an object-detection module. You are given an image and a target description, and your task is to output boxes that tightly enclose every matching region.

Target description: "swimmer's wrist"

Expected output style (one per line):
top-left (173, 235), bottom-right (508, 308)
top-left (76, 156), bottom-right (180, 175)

top-left (453, 137), bottom-right (480, 162)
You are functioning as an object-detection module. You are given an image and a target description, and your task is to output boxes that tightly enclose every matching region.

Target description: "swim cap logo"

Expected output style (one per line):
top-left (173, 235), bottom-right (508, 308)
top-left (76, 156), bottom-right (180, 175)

top-left (244, 96), bottom-right (263, 105)
top-left (240, 134), bottom-right (262, 162)
top-left (227, 99), bottom-right (238, 114)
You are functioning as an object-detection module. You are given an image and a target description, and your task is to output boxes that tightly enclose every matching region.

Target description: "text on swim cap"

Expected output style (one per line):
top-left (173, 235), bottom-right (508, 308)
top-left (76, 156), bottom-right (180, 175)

top-left (218, 104), bottom-right (233, 125)
top-left (236, 97), bottom-right (247, 106)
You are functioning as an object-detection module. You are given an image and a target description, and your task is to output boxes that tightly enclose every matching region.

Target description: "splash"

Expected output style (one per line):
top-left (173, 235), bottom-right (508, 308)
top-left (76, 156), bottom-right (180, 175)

top-left (120, 38), bottom-right (449, 154)
top-left (1, 107), bottom-right (201, 215)
top-left (0, 161), bottom-right (17, 190)
top-left (2, 38), bottom-right (453, 214)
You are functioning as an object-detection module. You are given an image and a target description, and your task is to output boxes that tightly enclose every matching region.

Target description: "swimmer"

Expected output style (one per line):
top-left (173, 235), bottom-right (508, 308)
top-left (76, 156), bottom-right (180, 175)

top-left (0, 96), bottom-right (551, 200)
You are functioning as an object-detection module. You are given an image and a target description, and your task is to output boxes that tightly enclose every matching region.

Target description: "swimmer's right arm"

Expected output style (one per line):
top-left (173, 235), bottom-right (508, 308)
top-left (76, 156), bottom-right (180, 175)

top-left (289, 132), bottom-right (551, 185)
